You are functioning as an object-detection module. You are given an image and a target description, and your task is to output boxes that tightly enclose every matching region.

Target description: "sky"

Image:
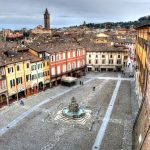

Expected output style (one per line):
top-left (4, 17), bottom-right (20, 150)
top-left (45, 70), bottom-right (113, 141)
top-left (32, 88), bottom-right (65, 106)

top-left (0, 0), bottom-right (150, 30)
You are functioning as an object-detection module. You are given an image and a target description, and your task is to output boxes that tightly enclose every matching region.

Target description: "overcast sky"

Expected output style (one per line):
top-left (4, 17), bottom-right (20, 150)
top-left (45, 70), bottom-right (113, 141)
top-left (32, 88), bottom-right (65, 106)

top-left (0, 0), bottom-right (150, 30)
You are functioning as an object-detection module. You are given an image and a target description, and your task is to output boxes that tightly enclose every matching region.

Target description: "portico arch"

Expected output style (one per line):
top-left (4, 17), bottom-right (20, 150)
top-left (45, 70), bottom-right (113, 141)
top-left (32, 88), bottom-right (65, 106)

top-left (0, 93), bottom-right (9, 106)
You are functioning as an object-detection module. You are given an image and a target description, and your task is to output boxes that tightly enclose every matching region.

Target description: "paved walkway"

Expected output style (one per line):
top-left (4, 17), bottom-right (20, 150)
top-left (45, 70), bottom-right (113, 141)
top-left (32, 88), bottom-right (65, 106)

top-left (92, 74), bottom-right (121, 150)
top-left (0, 72), bottom-right (139, 150)
top-left (0, 72), bottom-right (108, 136)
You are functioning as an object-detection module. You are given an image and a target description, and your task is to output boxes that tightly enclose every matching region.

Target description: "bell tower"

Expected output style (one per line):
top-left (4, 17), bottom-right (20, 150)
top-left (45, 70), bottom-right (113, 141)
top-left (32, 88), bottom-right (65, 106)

top-left (44, 8), bottom-right (50, 30)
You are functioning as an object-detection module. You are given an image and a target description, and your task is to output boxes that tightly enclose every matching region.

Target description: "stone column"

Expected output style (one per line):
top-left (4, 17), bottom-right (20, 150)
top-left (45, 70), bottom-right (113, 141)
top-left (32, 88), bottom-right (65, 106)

top-left (6, 95), bottom-right (9, 106)
top-left (50, 82), bottom-right (52, 88)
top-left (55, 80), bottom-right (58, 86)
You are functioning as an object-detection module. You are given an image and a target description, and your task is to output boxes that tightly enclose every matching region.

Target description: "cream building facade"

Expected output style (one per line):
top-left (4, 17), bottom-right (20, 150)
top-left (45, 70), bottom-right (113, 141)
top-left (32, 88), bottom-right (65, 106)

top-left (86, 44), bottom-right (128, 72)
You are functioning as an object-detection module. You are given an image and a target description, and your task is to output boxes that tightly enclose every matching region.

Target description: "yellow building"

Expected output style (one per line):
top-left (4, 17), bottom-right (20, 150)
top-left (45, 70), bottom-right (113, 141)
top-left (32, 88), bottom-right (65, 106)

top-left (0, 66), bottom-right (8, 106)
top-left (43, 60), bottom-right (50, 89)
top-left (135, 24), bottom-right (150, 102)
top-left (133, 24), bottom-right (150, 150)
top-left (5, 57), bottom-right (31, 101)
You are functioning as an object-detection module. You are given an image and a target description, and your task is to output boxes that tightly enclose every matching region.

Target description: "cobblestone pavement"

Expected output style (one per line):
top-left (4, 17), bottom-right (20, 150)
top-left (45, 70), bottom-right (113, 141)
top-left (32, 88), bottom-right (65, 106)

top-left (0, 72), bottom-right (138, 150)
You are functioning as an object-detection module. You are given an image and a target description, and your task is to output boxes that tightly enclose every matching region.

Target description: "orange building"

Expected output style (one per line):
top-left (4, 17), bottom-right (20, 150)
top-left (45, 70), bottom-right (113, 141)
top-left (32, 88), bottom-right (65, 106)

top-left (133, 24), bottom-right (150, 150)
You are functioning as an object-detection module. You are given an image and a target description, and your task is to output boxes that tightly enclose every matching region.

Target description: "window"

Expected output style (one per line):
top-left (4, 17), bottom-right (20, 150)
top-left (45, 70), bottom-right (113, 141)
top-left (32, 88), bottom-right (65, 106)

top-left (72, 62), bottom-right (76, 69)
top-left (16, 77), bottom-right (22, 85)
top-left (110, 54), bottom-right (112, 58)
top-left (26, 74), bottom-right (31, 82)
top-left (43, 62), bottom-right (45, 67)
top-left (96, 55), bottom-right (98, 58)
top-left (17, 65), bottom-right (20, 71)
top-left (117, 59), bottom-right (121, 64)
top-left (68, 63), bottom-right (71, 71)
top-left (38, 64), bottom-right (40, 69)
top-left (77, 61), bottom-right (80, 68)
top-left (102, 54), bottom-right (105, 58)
top-left (31, 65), bottom-right (36, 71)
top-left (32, 75), bottom-right (34, 80)
top-left (118, 55), bottom-right (121, 58)
top-left (78, 50), bottom-right (80, 56)
top-left (77, 50), bottom-right (80, 56)
top-left (95, 60), bottom-right (98, 64)
top-left (38, 73), bottom-right (43, 78)
top-left (73, 51), bottom-right (75, 57)
top-left (38, 73), bottom-right (41, 78)
top-left (83, 49), bottom-right (85, 55)
top-left (56, 54), bottom-right (60, 61)
top-left (63, 53), bottom-right (66, 59)
top-left (89, 60), bottom-right (91, 64)
top-left (89, 54), bottom-right (91, 58)
top-left (57, 66), bottom-right (61, 74)
top-left (68, 52), bottom-right (70, 58)
top-left (102, 59), bottom-right (105, 64)
top-left (10, 79), bottom-right (15, 88)
top-left (51, 67), bottom-right (55, 76)
top-left (26, 63), bottom-right (30, 68)
top-left (47, 62), bottom-right (49, 66)
top-left (109, 60), bottom-right (113, 64)
top-left (38, 64), bottom-right (42, 69)
top-left (43, 72), bottom-right (46, 77)
top-left (63, 64), bottom-right (66, 73)
top-left (8, 67), bottom-right (14, 73)
top-left (51, 55), bottom-right (54, 62)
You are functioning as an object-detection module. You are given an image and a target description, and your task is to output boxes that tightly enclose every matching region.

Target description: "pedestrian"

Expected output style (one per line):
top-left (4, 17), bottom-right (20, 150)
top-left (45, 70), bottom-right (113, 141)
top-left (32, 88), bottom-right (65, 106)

top-left (20, 100), bottom-right (24, 106)
top-left (123, 71), bottom-right (125, 76)
top-left (93, 86), bottom-right (95, 91)
top-left (80, 81), bottom-right (82, 85)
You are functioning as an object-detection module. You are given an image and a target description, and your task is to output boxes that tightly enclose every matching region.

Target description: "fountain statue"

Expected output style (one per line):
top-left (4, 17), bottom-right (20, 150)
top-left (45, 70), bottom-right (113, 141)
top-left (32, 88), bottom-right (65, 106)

top-left (62, 97), bottom-right (85, 119)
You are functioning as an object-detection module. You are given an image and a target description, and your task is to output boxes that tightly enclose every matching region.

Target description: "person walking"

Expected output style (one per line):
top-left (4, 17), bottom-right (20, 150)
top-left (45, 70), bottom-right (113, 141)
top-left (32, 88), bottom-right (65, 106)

top-left (80, 81), bottom-right (82, 85)
top-left (93, 86), bottom-right (95, 91)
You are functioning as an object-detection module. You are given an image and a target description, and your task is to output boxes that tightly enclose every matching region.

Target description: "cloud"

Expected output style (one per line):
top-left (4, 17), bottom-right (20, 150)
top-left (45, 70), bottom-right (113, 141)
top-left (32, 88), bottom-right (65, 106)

top-left (0, 0), bottom-right (149, 29)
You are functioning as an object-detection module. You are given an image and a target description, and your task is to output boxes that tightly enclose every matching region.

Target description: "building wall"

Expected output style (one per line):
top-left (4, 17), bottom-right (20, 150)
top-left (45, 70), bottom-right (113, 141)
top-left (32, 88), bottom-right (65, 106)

top-left (43, 60), bottom-right (50, 85)
top-left (133, 25), bottom-right (150, 150)
top-left (0, 66), bottom-right (8, 104)
top-left (133, 100), bottom-right (150, 150)
top-left (86, 51), bottom-right (127, 71)
top-left (5, 64), bottom-right (17, 96)
top-left (5, 61), bottom-right (31, 97)
top-left (135, 26), bottom-right (150, 103)
top-left (50, 48), bottom-right (86, 80)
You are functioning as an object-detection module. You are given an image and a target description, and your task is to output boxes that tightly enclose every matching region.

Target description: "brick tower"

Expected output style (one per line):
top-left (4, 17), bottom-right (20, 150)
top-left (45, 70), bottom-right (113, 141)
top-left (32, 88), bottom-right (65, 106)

top-left (44, 8), bottom-right (50, 30)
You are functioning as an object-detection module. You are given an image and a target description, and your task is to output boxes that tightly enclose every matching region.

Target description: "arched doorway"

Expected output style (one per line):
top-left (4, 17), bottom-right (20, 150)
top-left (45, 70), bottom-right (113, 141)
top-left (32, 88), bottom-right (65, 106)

top-left (0, 93), bottom-right (8, 108)
top-left (26, 85), bottom-right (31, 97)
top-left (33, 83), bottom-right (38, 95)
top-left (38, 82), bottom-right (44, 91)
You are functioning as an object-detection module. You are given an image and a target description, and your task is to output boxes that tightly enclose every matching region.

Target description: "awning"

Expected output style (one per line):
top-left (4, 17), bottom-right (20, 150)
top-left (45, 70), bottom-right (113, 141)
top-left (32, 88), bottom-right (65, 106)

top-left (61, 76), bottom-right (77, 83)
top-left (44, 80), bottom-right (50, 84)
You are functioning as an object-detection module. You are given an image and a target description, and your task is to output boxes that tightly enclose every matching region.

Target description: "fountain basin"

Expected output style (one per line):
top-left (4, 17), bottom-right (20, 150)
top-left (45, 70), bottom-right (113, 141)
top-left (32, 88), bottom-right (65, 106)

top-left (62, 107), bottom-right (85, 118)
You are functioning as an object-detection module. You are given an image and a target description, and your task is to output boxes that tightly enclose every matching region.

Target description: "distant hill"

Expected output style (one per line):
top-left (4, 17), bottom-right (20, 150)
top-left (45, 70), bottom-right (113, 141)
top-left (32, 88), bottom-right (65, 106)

top-left (80, 15), bottom-right (150, 29)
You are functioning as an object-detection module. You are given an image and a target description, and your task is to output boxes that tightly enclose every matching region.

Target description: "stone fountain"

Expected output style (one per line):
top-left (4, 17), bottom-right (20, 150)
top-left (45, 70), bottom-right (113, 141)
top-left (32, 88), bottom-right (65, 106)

top-left (62, 97), bottom-right (85, 119)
